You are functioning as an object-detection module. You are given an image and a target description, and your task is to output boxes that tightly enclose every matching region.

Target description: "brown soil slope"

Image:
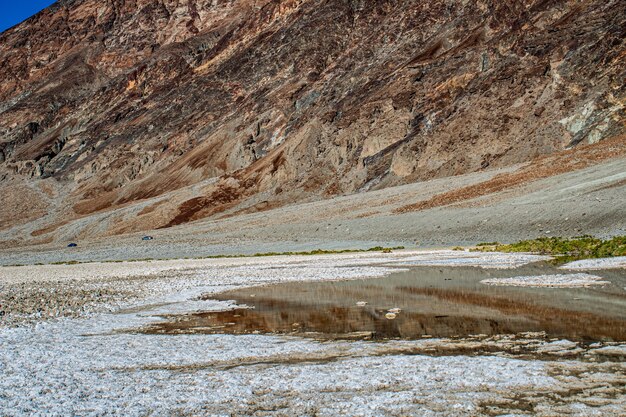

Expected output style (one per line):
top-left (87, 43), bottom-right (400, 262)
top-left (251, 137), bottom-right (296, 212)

top-left (0, 0), bottom-right (624, 239)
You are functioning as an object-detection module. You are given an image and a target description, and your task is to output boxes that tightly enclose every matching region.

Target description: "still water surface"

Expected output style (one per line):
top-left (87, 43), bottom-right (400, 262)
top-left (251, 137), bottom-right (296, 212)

top-left (147, 263), bottom-right (626, 342)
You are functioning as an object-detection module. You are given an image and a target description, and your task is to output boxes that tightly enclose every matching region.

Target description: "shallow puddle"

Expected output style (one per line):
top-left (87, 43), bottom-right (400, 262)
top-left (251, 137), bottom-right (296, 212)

top-left (145, 263), bottom-right (626, 342)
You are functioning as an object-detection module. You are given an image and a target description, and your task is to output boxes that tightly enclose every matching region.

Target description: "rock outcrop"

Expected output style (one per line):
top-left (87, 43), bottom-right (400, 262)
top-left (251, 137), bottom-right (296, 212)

top-left (0, 0), bottom-right (624, 239)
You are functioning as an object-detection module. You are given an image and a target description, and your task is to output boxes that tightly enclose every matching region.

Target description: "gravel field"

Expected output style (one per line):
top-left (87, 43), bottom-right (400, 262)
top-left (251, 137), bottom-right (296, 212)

top-left (1, 159), bottom-right (624, 266)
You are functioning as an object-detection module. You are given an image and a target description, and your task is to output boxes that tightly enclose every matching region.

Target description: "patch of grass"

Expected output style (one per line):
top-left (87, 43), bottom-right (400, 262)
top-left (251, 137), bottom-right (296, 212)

top-left (476, 242), bottom-right (500, 247)
top-left (248, 246), bottom-right (405, 257)
top-left (50, 260), bottom-right (81, 265)
top-left (475, 236), bottom-right (626, 260)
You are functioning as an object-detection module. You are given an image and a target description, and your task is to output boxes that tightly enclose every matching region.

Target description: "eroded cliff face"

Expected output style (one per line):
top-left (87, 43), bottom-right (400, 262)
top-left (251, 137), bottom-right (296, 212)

top-left (0, 0), bottom-right (624, 238)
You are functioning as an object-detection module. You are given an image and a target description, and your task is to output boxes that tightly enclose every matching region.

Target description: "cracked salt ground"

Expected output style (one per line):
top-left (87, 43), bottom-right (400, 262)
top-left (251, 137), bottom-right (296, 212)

top-left (2, 316), bottom-right (625, 416)
top-left (1, 251), bottom-right (625, 415)
top-left (0, 323), bottom-right (556, 416)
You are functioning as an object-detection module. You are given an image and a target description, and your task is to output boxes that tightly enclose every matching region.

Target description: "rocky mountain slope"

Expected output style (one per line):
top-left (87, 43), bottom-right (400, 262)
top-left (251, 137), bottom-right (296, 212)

top-left (0, 0), bottom-right (624, 244)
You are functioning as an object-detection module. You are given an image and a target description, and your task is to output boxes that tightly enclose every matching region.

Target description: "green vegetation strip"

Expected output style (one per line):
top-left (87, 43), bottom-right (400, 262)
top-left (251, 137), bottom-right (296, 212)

top-left (475, 236), bottom-right (626, 260)
top-left (4, 246), bottom-right (406, 267)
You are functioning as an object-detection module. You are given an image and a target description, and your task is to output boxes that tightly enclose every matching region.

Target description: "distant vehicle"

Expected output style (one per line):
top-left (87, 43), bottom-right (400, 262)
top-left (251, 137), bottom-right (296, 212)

top-left (142, 236), bottom-right (154, 241)
top-left (67, 243), bottom-right (78, 248)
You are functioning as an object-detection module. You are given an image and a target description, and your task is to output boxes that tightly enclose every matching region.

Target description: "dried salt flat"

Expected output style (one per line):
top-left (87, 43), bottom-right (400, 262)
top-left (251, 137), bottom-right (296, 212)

top-left (0, 253), bottom-right (560, 416)
top-left (480, 273), bottom-right (610, 288)
top-left (561, 256), bottom-right (626, 270)
top-left (0, 250), bottom-right (546, 286)
top-left (390, 250), bottom-right (550, 269)
top-left (2, 251), bottom-right (624, 415)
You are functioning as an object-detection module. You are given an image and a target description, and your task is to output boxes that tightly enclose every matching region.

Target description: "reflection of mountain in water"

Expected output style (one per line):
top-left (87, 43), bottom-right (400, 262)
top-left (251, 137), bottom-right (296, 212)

top-left (147, 264), bottom-right (626, 342)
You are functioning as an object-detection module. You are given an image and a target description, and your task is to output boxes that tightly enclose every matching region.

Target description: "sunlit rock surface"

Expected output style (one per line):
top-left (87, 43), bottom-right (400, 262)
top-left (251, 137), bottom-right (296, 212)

top-left (0, 0), bottom-right (624, 239)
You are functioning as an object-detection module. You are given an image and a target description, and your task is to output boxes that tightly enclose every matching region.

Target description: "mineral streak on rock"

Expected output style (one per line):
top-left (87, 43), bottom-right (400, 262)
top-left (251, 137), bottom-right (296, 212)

top-left (0, 0), bottom-right (624, 236)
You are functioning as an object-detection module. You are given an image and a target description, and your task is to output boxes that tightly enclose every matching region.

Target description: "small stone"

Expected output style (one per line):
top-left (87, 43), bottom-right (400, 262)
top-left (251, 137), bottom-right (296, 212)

top-left (356, 301), bottom-right (368, 307)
